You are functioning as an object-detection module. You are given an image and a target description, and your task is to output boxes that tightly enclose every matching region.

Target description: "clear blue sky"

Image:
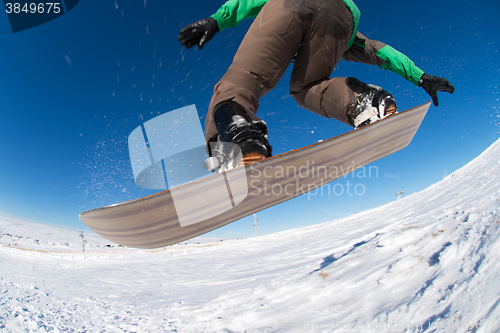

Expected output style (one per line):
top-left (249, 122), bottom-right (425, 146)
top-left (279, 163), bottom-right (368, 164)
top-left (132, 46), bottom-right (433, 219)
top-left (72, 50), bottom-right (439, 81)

top-left (0, 0), bottom-right (499, 239)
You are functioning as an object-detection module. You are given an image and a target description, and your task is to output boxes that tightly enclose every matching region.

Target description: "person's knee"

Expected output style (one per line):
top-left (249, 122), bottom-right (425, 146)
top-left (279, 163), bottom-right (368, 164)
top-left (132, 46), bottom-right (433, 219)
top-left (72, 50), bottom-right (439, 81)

top-left (290, 90), bottom-right (306, 108)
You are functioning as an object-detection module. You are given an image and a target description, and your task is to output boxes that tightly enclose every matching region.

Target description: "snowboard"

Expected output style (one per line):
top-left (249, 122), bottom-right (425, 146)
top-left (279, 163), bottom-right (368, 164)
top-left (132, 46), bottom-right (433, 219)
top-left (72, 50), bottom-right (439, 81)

top-left (79, 102), bottom-right (431, 249)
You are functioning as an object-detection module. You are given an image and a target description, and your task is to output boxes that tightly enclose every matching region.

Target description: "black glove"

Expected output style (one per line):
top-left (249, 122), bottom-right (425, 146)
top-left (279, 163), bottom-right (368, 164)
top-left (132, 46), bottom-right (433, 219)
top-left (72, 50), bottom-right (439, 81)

top-left (178, 18), bottom-right (219, 50)
top-left (418, 74), bottom-right (455, 106)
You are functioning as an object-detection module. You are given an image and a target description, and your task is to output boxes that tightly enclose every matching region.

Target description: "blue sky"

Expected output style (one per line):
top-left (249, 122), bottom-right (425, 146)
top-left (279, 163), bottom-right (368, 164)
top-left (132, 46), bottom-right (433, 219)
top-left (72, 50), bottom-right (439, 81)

top-left (0, 0), bottom-right (499, 239)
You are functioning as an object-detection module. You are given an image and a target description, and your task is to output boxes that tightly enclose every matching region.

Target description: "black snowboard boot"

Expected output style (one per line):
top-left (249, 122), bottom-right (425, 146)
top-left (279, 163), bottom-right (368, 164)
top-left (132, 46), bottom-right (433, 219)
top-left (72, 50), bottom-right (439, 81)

top-left (204, 102), bottom-right (272, 172)
top-left (346, 77), bottom-right (397, 129)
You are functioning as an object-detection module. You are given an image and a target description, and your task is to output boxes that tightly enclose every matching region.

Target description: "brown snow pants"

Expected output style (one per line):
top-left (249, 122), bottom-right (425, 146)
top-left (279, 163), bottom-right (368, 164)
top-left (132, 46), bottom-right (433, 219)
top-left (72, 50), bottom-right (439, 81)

top-left (205, 0), bottom-right (357, 142)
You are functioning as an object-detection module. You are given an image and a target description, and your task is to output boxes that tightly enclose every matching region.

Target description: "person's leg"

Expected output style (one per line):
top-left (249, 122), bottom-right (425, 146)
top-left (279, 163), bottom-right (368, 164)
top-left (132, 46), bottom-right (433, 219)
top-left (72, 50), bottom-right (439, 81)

top-left (205, 0), bottom-right (306, 143)
top-left (289, 0), bottom-right (356, 126)
top-left (292, 75), bottom-right (398, 128)
top-left (288, 0), bottom-right (397, 129)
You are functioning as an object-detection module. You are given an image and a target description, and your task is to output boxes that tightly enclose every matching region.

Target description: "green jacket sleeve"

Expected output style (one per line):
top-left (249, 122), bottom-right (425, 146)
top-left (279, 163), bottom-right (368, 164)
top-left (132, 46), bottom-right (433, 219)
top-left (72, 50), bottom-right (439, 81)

top-left (343, 32), bottom-right (424, 86)
top-left (210, 0), bottom-right (268, 31)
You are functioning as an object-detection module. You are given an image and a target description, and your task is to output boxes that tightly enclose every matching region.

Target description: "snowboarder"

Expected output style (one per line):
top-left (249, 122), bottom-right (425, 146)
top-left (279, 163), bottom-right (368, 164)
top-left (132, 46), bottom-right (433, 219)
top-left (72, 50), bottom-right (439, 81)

top-left (178, 0), bottom-right (454, 170)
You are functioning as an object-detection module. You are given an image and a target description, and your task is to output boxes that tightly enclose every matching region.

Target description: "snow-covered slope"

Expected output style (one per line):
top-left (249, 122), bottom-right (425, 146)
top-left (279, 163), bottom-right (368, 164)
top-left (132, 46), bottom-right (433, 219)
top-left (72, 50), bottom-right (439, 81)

top-left (0, 217), bottom-right (118, 251)
top-left (1, 138), bottom-right (500, 332)
top-left (0, 217), bottom-right (227, 252)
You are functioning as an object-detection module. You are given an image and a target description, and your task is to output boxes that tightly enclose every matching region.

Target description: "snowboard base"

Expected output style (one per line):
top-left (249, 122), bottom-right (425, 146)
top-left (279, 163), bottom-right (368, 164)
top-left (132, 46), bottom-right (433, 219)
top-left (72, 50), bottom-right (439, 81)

top-left (80, 102), bottom-right (431, 248)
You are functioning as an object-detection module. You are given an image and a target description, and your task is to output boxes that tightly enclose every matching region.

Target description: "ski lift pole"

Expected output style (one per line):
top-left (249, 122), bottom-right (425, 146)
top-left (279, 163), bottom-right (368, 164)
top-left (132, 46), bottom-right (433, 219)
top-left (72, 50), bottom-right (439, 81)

top-left (253, 214), bottom-right (259, 237)
top-left (79, 228), bottom-right (85, 253)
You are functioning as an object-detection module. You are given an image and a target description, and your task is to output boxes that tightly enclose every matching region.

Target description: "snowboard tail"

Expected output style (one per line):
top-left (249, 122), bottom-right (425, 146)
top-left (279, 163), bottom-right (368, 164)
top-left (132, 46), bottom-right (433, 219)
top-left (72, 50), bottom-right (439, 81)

top-left (80, 102), bottom-right (431, 248)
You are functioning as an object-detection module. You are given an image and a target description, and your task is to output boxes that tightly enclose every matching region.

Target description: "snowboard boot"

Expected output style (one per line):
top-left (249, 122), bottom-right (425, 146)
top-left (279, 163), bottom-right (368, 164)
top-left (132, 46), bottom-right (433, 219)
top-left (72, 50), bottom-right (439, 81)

top-left (204, 101), bottom-right (272, 172)
top-left (346, 77), bottom-right (398, 129)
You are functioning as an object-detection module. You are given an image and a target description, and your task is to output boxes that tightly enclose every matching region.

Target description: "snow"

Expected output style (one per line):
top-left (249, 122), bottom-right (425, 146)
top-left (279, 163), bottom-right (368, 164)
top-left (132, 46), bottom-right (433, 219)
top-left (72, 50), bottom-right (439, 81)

top-left (1, 139), bottom-right (500, 332)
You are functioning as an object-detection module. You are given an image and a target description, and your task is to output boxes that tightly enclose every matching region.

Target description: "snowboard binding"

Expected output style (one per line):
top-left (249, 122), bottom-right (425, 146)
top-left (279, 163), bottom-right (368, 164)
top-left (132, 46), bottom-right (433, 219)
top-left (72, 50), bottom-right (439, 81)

top-left (204, 102), bottom-right (272, 173)
top-left (346, 77), bottom-right (398, 129)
